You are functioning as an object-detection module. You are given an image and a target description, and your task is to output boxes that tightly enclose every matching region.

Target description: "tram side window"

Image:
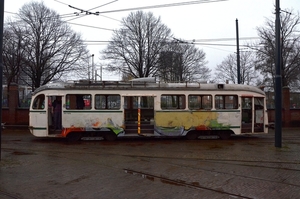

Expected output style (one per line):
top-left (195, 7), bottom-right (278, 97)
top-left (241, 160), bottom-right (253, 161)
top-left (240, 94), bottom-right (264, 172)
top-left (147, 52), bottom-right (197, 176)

top-left (161, 95), bottom-right (185, 109)
top-left (32, 94), bottom-right (45, 109)
top-left (215, 95), bottom-right (238, 109)
top-left (66, 94), bottom-right (91, 110)
top-left (188, 95), bottom-right (212, 110)
top-left (95, 94), bottom-right (120, 109)
top-left (254, 98), bottom-right (264, 109)
top-left (140, 96), bottom-right (154, 108)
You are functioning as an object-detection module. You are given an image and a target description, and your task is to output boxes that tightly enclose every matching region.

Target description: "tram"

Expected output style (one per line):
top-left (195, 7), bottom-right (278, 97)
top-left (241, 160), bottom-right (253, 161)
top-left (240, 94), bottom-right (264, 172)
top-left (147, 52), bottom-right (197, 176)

top-left (29, 78), bottom-right (269, 141)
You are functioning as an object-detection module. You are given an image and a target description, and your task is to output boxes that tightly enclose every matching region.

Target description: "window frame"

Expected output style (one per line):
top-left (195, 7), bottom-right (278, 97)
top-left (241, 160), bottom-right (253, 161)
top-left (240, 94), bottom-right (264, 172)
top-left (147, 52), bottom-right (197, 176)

top-left (65, 94), bottom-right (92, 110)
top-left (161, 94), bottom-right (186, 110)
top-left (215, 95), bottom-right (238, 109)
top-left (32, 94), bottom-right (45, 110)
top-left (188, 94), bottom-right (212, 110)
top-left (95, 94), bottom-right (121, 110)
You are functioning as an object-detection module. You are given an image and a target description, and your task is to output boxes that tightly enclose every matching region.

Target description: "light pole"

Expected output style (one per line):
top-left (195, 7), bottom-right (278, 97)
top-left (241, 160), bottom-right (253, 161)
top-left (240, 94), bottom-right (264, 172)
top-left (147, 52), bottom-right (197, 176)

top-left (100, 65), bottom-right (102, 81)
top-left (91, 54), bottom-right (94, 81)
top-left (236, 19), bottom-right (241, 84)
top-left (275, 0), bottom-right (282, 148)
top-left (0, 0), bottom-right (4, 161)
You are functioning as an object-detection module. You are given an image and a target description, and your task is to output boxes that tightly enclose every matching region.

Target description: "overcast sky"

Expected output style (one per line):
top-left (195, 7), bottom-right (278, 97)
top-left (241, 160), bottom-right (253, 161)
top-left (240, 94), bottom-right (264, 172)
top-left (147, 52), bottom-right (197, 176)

top-left (4, 0), bottom-right (300, 80)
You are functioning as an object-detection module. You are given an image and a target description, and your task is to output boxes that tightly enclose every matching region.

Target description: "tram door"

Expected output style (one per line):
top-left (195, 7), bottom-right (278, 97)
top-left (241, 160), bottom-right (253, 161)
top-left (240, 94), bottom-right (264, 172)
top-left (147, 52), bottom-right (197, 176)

top-left (241, 97), bottom-right (265, 133)
top-left (30, 94), bottom-right (48, 136)
top-left (48, 95), bottom-right (63, 134)
top-left (124, 96), bottom-right (155, 135)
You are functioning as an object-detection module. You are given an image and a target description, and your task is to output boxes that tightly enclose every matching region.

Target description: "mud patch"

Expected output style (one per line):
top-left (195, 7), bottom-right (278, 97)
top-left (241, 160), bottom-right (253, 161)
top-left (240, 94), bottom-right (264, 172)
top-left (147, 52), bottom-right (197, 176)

top-left (11, 151), bottom-right (35, 156)
top-left (64, 175), bottom-right (89, 185)
top-left (0, 159), bottom-right (22, 168)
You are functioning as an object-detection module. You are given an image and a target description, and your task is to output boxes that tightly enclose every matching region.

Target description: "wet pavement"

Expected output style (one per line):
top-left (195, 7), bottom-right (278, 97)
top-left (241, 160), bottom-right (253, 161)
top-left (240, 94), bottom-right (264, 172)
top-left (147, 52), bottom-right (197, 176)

top-left (1, 128), bottom-right (300, 199)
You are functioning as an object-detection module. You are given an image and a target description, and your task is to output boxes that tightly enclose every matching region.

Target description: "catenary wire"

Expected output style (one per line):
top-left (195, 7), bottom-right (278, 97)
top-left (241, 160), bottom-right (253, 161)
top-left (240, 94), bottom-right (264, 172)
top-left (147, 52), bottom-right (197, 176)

top-left (97, 0), bottom-right (228, 14)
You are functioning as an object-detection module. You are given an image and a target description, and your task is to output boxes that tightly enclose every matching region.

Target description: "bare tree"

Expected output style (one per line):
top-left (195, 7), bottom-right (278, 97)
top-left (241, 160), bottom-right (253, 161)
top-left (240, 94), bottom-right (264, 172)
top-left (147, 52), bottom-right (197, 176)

top-left (255, 9), bottom-right (300, 90)
top-left (4, 2), bottom-right (89, 91)
top-left (2, 24), bottom-right (25, 86)
top-left (159, 41), bottom-right (209, 82)
top-left (2, 21), bottom-right (31, 106)
top-left (102, 11), bottom-right (172, 78)
top-left (214, 51), bottom-right (258, 85)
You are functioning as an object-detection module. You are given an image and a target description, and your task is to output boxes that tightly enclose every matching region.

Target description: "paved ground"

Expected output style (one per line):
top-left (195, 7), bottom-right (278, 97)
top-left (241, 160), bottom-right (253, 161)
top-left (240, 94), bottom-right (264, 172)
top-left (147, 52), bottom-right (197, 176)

top-left (0, 128), bottom-right (300, 199)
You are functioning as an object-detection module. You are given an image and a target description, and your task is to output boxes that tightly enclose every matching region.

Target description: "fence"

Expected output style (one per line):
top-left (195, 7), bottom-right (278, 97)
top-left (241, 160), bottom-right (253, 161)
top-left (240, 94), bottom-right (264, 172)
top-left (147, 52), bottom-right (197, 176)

top-left (266, 91), bottom-right (300, 109)
top-left (2, 84), bottom-right (31, 108)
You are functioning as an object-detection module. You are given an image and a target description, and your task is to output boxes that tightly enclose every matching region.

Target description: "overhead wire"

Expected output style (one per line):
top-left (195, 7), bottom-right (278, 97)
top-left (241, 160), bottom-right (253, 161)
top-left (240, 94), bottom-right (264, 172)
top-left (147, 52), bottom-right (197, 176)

top-left (64, 12), bottom-right (122, 22)
top-left (4, 10), bottom-right (114, 31)
top-left (4, 11), bottom-right (17, 15)
top-left (189, 37), bottom-right (260, 42)
top-left (198, 45), bottom-right (234, 53)
top-left (56, 0), bottom-right (229, 23)
top-left (68, 22), bottom-right (114, 31)
top-left (85, 0), bottom-right (119, 12)
top-left (61, 0), bottom-right (118, 21)
top-left (7, 0), bottom-right (261, 51)
top-left (81, 37), bottom-right (260, 53)
top-left (193, 42), bottom-right (247, 47)
top-left (83, 37), bottom-right (260, 43)
top-left (53, 0), bottom-right (231, 36)
top-left (97, 0), bottom-right (228, 14)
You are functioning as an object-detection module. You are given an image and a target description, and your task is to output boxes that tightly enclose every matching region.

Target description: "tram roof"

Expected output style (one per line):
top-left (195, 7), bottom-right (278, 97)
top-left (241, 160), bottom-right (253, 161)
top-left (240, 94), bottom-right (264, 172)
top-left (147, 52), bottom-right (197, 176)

top-left (32, 79), bottom-right (265, 96)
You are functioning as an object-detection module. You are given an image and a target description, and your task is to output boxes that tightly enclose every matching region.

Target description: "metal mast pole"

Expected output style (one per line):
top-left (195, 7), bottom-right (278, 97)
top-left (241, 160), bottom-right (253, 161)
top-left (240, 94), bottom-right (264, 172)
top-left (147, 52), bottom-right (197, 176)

top-left (92, 54), bottom-right (94, 81)
top-left (236, 19), bottom-right (241, 84)
top-left (0, 0), bottom-right (5, 160)
top-left (275, 0), bottom-right (282, 147)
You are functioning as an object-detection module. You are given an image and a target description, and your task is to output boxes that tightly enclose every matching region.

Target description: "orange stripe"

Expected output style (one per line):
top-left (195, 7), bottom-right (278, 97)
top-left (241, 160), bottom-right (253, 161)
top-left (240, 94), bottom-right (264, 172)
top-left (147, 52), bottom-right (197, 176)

top-left (138, 108), bottom-right (141, 134)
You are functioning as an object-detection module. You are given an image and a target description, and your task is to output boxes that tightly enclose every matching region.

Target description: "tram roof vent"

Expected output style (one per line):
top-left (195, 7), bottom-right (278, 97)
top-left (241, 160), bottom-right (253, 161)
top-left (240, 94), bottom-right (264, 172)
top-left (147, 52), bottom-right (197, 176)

top-left (129, 77), bottom-right (156, 82)
top-left (217, 84), bottom-right (224, 89)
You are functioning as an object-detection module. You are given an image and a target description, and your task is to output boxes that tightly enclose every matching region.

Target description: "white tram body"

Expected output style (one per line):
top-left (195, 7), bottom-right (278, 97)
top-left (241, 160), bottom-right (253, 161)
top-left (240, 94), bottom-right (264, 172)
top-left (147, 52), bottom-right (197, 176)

top-left (29, 79), bottom-right (269, 141)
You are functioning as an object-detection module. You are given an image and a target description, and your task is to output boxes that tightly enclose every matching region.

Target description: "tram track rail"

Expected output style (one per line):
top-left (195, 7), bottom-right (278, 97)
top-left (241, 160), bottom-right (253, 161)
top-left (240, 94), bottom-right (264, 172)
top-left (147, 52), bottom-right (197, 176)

top-left (2, 145), bottom-right (300, 168)
top-left (124, 168), bottom-right (253, 199)
top-left (4, 145), bottom-right (300, 168)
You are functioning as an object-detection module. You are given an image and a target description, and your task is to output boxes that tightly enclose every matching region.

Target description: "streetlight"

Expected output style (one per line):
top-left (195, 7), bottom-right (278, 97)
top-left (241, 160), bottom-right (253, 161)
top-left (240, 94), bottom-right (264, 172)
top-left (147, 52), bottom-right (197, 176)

top-left (236, 19), bottom-right (241, 84)
top-left (87, 54), bottom-right (95, 81)
top-left (0, 0), bottom-right (4, 161)
top-left (91, 54), bottom-right (94, 81)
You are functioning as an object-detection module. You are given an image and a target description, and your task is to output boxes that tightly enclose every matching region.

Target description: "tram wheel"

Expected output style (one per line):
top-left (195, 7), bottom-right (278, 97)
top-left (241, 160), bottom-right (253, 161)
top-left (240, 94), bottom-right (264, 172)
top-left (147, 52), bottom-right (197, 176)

top-left (104, 132), bottom-right (117, 141)
top-left (67, 132), bottom-right (82, 142)
top-left (218, 131), bottom-right (231, 140)
top-left (186, 131), bottom-right (199, 140)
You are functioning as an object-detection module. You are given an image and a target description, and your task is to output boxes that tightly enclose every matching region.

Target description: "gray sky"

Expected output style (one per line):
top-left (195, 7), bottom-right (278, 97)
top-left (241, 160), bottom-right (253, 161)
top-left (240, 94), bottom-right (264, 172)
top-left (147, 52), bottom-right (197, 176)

top-left (4, 0), bottom-right (300, 80)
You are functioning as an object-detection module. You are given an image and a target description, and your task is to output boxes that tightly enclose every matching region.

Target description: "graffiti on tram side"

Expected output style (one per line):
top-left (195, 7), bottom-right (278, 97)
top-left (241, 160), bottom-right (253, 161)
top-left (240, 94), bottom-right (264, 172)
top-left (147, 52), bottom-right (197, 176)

top-left (155, 111), bottom-right (240, 131)
top-left (61, 111), bottom-right (240, 136)
top-left (62, 116), bottom-right (124, 136)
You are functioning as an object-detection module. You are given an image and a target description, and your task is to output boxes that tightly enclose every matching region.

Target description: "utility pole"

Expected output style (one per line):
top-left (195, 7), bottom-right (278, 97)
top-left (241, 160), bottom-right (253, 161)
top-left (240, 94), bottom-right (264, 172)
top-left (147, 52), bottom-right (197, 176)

top-left (92, 54), bottom-right (94, 81)
top-left (0, 0), bottom-right (4, 161)
top-left (100, 65), bottom-right (102, 81)
top-left (275, 0), bottom-right (282, 147)
top-left (236, 19), bottom-right (241, 84)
